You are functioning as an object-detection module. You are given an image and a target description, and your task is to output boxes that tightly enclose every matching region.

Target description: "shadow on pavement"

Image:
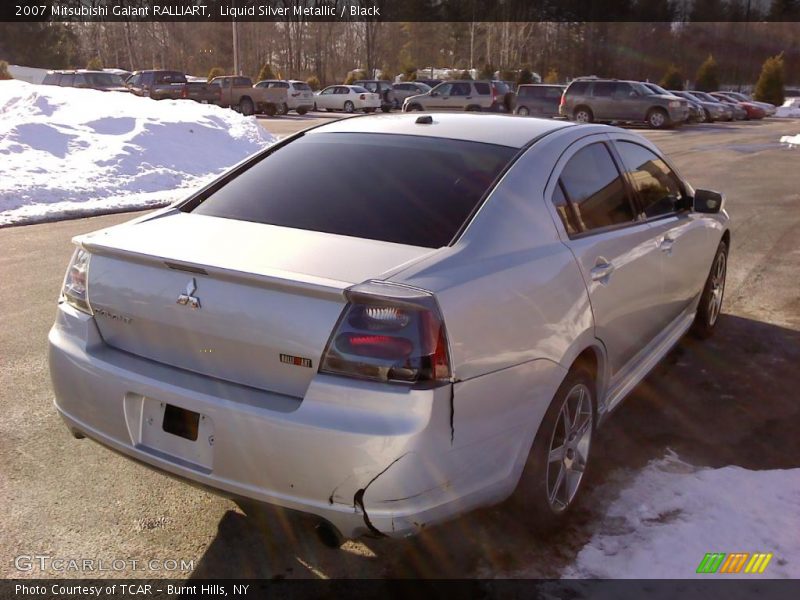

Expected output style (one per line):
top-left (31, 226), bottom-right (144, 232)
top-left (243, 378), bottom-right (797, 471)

top-left (186, 313), bottom-right (800, 579)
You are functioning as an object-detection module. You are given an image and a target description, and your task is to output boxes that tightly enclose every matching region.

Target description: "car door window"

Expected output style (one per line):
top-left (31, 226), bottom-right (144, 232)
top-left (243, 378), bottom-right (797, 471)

top-left (474, 82), bottom-right (490, 95)
top-left (592, 82), bottom-right (615, 97)
top-left (451, 83), bottom-right (471, 96)
top-left (434, 83), bottom-right (452, 96)
top-left (612, 83), bottom-right (633, 99)
top-left (59, 74), bottom-right (75, 87)
top-left (558, 142), bottom-right (636, 232)
top-left (615, 141), bottom-right (685, 219)
top-left (320, 87), bottom-right (334, 95)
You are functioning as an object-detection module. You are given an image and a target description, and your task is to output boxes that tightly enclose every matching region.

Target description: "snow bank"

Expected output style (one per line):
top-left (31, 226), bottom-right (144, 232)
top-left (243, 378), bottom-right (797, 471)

top-left (565, 452), bottom-right (800, 579)
top-left (775, 97), bottom-right (800, 118)
top-left (0, 80), bottom-right (273, 226)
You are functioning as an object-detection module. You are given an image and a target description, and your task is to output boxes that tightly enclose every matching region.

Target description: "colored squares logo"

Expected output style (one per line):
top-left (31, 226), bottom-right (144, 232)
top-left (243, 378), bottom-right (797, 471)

top-left (697, 552), bottom-right (773, 574)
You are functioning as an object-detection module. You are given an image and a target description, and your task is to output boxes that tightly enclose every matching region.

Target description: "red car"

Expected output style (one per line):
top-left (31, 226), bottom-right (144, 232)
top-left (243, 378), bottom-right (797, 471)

top-left (710, 93), bottom-right (766, 120)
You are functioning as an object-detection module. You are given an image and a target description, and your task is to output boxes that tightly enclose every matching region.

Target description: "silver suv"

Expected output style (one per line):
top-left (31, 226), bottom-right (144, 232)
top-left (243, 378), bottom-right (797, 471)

top-left (560, 79), bottom-right (689, 129)
top-left (402, 80), bottom-right (514, 113)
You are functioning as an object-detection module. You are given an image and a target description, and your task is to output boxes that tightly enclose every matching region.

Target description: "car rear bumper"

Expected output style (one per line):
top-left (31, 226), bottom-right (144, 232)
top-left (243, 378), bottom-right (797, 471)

top-left (48, 303), bottom-right (547, 539)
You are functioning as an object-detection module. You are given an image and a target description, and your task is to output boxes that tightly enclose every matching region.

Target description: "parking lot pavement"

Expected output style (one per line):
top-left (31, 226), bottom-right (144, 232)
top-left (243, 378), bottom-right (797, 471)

top-left (1, 118), bottom-right (798, 579)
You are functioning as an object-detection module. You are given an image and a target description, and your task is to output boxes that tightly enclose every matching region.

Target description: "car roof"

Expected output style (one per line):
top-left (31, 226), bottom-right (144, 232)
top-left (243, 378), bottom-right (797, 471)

top-left (307, 113), bottom-right (574, 148)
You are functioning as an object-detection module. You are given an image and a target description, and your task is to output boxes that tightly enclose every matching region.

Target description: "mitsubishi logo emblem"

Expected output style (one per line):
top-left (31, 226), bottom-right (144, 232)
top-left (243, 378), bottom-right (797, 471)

top-left (177, 278), bottom-right (201, 309)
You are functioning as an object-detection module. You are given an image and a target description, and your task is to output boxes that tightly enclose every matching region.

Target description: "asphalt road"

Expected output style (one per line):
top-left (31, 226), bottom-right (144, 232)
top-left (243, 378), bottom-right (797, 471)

top-left (1, 116), bottom-right (799, 579)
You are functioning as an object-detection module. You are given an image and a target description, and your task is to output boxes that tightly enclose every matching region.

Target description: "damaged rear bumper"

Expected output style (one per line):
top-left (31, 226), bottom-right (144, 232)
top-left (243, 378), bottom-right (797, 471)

top-left (49, 303), bottom-right (566, 539)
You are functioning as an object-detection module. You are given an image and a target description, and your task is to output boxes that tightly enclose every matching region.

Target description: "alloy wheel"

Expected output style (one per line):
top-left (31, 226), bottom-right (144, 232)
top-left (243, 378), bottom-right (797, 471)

top-left (707, 251), bottom-right (726, 326)
top-left (546, 383), bottom-right (593, 512)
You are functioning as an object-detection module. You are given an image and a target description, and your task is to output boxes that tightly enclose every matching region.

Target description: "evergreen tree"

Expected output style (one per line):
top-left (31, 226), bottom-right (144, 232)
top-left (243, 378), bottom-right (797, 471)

top-left (86, 57), bottom-right (103, 70)
top-left (660, 64), bottom-right (684, 90)
top-left (544, 68), bottom-right (560, 84)
top-left (695, 55), bottom-right (720, 91)
top-left (257, 63), bottom-right (276, 82)
top-left (207, 67), bottom-right (224, 82)
top-left (753, 53), bottom-right (785, 105)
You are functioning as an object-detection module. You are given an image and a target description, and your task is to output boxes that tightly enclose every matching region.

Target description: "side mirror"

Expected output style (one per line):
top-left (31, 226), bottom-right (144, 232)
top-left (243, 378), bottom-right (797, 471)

top-left (430, 91), bottom-right (439, 97)
top-left (693, 189), bottom-right (724, 213)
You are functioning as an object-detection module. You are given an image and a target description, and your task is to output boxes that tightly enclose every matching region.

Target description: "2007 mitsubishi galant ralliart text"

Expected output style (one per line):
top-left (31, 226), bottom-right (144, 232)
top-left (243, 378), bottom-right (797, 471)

top-left (49, 113), bottom-right (729, 544)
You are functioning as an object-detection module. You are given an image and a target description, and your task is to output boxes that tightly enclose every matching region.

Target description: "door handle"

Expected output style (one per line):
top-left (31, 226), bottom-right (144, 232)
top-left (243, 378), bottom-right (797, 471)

top-left (465, 96), bottom-right (473, 99)
top-left (590, 259), bottom-right (615, 282)
top-left (659, 235), bottom-right (676, 254)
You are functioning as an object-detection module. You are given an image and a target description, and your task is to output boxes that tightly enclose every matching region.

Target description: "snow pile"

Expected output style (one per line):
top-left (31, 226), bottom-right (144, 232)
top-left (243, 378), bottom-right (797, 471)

top-left (775, 97), bottom-right (800, 118)
top-left (0, 80), bottom-right (273, 226)
top-left (780, 134), bottom-right (800, 147)
top-left (566, 452), bottom-right (800, 579)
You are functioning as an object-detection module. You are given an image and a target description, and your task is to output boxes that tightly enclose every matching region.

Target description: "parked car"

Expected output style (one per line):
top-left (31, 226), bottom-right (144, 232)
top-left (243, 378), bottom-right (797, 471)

top-left (685, 91), bottom-right (735, 121)
top-left (314, 85), bottom-right (381, 113)
top-left (560, 78), bottom-right (689, 129)
top-left (254, 80), bottom-right (314, 115)
top-left (50, 113), bottom-right (729, 544)
top-left (641, 83), bottom-right (700, 123)
top-left (210, 76), bottom-right (286, 116)
top-left (514, 84), bottom-right (566, 117)
top-left (402, 80), bottom-right (515, 113)
top-left (710, 92), bottom-right (764, 120)
top-left (714, 91), bottom-right (775, 116)
top-left (103, 68), bottom-right (132, 82)
top-left (671, 90), bottom-right (730, 122)
top-left (353, 80), bottom-right (397, 111)
top-left (392, 82), bottom-right (432, 105)
top-left (42, 70), bottom-right (129, 93)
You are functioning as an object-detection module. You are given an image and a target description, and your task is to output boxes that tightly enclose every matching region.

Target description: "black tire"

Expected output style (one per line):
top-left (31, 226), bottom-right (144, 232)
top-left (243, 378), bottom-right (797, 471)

top-left (517, 106), bottom-right (530, 116)
top-left (343, 100), bottom-right (355, 113)
top-left (364, 107), bottom-right (376, 113)
top-left (691, 241), bottom-right (728, 339)
top-left (647, 107), bottom-right (669, 129)
top-left (407, 103), bottom-right (423, 112)
top-left (465, 105), bottom-right (482, 112)
top-left (703, 109), bottom-right (712, 122)
top-left (381, 105), bottom-right (391, 113)
top-left (263, 103), bottom-right (276, 117)
top-left (239, 97), bottom-right (255, 117)
top-left (296, 106), bottom-right (308, 116)
top-left (276, 102), bottom-right (288, 116)
top-left (573, 106), bottom-right (593, 123)
top-left (514, 366), bottom-right (596, 534)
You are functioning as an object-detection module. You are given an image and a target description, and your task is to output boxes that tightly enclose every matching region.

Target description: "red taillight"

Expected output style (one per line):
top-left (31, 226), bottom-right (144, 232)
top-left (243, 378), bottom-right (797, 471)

top-left (559, 93), bottom-right (566, 107)
top-left (491, 86), bottom-right (498, 103)
top-left (320, 281), bottom-right (452, 384)
top-left (181, 87), bottom-right (188, 99)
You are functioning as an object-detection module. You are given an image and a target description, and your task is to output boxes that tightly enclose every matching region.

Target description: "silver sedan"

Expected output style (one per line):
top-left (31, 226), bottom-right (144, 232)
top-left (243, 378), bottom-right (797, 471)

top-left (49, 113), bottom-right (729, 544)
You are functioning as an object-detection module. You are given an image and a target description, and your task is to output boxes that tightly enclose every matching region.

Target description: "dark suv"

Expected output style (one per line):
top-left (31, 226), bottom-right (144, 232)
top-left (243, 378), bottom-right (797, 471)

top-left (353, 80), bottom-right (397, 111)
top-left (560, 78), bottom-right (689, 129)
top-left (515, 84), bottom-right (565, 117)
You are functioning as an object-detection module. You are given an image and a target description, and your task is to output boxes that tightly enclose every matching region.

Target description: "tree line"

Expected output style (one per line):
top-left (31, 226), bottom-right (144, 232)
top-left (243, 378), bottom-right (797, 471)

top-left (1, 19), bottom-right (798, 91)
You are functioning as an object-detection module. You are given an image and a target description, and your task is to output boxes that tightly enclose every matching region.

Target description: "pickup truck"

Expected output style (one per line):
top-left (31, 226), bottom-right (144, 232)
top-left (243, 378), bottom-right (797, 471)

top-left (210, 76), bottom-right (287, 116)
top-left (126, 70), bottom-right (219, 104)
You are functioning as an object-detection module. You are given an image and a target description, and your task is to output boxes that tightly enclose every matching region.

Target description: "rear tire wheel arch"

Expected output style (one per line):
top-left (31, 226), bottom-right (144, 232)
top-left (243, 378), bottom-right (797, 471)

top-left (573, 106), bottom-right (593, 123)
top-left (647, 107), bottom-right (669, 129)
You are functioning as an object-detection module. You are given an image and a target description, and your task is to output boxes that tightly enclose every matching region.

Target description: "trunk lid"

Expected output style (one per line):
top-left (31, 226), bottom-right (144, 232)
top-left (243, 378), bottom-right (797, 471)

top-left (82, 212), bottom-right (434, 398)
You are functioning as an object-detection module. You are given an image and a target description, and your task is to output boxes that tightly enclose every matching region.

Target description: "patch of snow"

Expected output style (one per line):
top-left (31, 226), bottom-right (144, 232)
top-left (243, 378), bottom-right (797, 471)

top-left (565, 452), bottom-right (800, 579)
top-left (775, 97), bottom-right (800, 118)
top-left (0, 80), bottom-right (273, 226)
top-left (780, 134), bottom-right (800, 147)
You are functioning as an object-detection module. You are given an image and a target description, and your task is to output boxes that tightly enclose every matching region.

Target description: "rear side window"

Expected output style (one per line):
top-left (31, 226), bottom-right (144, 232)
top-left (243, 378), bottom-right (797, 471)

top-left (474, 82), bottom-right (490, 95)
top-left (558, 143), bottom-right (635, 232)
top-left (568, 81), bottom-right (589, 95)
top-left (186, 133), bottom-right (517, 248)
top-left (615, 141), bottom-right (685, 219)
top-left (155, 72), bottom-right (187, 84)
top-left (592, 82), bottom-right (615, 97)
top-left (59, 74), bottom-right (75, 87)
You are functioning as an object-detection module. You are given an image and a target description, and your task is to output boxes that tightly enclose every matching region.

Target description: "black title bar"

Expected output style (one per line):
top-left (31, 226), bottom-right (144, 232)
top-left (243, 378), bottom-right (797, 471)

top-left (4, 0), bottom-right (800, 23)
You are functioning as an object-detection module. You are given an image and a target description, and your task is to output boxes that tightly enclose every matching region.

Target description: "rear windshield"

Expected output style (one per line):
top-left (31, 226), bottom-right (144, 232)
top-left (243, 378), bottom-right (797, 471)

top-left (84, 73), bottom-right (124, 87)
top-left (155, 72), bottom-right (187, 84)
top-left (186, 133), bottom-right (517, 248)
top-left (351, 86), bottom-right (369, 93)
top-left (292, 82), bottom-right (311, 90)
